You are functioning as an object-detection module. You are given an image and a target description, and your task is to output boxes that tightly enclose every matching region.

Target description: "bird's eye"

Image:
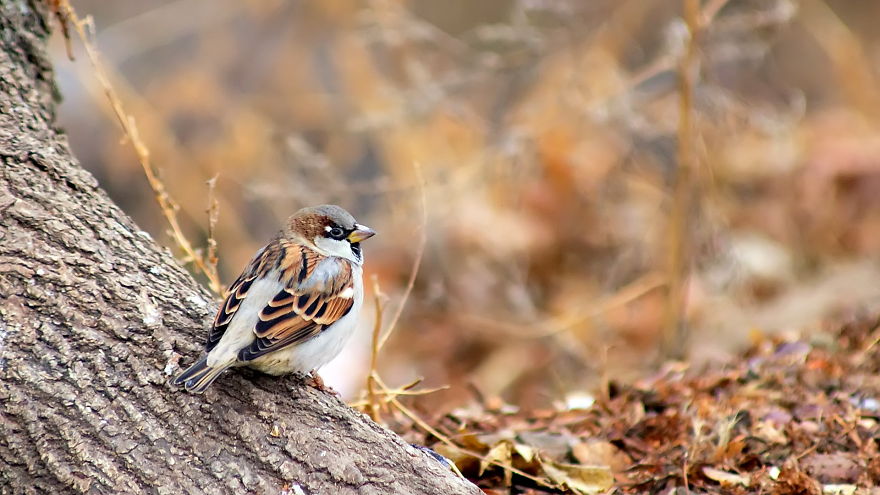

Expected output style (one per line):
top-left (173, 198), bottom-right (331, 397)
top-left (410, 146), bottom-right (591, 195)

top-left (329, 227), bottom-right (346, 240)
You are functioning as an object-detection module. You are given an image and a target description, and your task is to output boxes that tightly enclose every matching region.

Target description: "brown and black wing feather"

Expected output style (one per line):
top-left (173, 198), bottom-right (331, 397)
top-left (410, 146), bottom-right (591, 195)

top-left (205, 242), bottom-right (287, 351)
top-left (206, 272), bottom-right (255, 351)
top-left (237, 256), bottom-right (355, 362)
top-left (205, 240), bottom-right (317, 352)
top-left (172, 246), bottom-right (267, 392)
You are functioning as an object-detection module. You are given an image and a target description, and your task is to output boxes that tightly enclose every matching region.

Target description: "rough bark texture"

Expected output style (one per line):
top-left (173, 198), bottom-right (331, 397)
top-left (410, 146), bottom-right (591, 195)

top-left (0, 3), bottom-right (478, 494)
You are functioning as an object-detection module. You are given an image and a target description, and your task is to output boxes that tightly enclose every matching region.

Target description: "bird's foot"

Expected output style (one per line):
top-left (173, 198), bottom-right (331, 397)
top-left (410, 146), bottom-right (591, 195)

top-left (305, 370), bottom-right (338, 396)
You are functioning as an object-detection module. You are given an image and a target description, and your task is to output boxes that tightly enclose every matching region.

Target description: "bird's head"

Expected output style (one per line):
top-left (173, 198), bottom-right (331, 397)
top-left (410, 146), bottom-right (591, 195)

top-left (285, 204), bottom-right (376, 264)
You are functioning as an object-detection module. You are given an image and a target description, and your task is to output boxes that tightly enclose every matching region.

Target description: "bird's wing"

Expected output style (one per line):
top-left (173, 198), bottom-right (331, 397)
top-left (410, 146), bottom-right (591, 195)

top-left (235, 242), bottom-right (356, 362)
top-left (206, 240), bottom-right (314, 351)
top-left (205, 245), bottom-right (267, 352)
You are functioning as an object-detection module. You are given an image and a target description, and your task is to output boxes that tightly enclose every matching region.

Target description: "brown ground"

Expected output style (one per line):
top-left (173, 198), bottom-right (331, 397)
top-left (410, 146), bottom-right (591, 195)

top-left (387, 314), bottom-right (880, 494)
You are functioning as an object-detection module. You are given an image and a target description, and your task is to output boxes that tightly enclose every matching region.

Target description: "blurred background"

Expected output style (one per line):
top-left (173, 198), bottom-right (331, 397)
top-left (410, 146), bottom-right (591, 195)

top-left (53, 0), bottom-right (880, 410)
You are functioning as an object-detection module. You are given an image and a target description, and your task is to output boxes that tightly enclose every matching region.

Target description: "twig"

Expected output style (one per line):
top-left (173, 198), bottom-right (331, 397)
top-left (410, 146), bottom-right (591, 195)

top-left (458, 271), bottom-right (665, 338)
top-left (609, 0), bottom-right (732, 100)
top-left (365, 275), bottom-right (387, 421)
top-left (377, 161), bottom-right (427, 350)
top-left (373, 374), bottom-right (553, 488)
top-left (660, 0), bottom-right (701, 361)
top-left (348, 380), bottom-right (449, 409)
top-left (205, 174), bottom-right (221, 287)
top-left (800, 0), bottom-right (880, 117)
top-left (359, 162), bottom-right (434, 419)
top-left (48, 0), bottom-right (74, 60)
top-left (55, 0), bottom-right (222, 296)
top-left (682, 451), bottom-right (690, 494)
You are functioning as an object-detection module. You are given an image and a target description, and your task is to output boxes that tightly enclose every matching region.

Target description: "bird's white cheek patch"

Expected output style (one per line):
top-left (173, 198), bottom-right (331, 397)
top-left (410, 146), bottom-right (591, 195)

top-left (338, 286), bottom-right (355, 299)
top-left (314, 236), bottom-right (361, 264)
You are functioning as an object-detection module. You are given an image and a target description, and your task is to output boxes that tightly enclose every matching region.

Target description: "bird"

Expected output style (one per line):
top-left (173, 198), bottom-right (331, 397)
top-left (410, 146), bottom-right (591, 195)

top-left (173, 204), bottom-right (376, 393)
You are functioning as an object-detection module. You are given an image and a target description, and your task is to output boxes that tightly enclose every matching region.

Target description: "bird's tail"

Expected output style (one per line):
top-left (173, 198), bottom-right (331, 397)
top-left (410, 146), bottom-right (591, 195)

top-left (171, 356), bottom-right (232, 393)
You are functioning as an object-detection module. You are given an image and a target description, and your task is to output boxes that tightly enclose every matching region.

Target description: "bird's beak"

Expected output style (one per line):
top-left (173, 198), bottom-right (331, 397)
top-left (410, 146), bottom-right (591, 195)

top-left (347, 224), bottom-right (376, 243)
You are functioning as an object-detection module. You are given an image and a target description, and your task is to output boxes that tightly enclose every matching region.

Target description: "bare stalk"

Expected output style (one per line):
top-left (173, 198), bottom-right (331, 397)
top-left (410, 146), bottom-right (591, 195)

top-left (378, 162), bottom-right (428, 350)
top-left (54, 1), bottom-right (222, 296)
top-left (365, 275), bottom-right (387, 421)
top-left (661, 0), bottom-right (701, 361)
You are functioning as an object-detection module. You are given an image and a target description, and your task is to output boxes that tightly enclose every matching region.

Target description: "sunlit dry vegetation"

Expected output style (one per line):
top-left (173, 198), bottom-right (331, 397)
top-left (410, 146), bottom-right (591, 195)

top-left (53, 0), bottom-right (880, 492)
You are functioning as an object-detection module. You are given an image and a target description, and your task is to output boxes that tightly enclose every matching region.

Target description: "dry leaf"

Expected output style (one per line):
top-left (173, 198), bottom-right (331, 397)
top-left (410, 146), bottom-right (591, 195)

top-left (702, 466), bottom-right (750, 487)
top-left (433, 443), bottom-right (479, 474)
top-left (480, 440), bottom-right (513, 476)
top-left (540, 456), bottom-right (613, 494)
top-left (821, 484), bottom-right (856, 495)
top-left (572, 440), bottom-right (631, 473)
top-left (753, 420), bottom-right (788, 444)
top-left (802, 453), bottom-right (862, 484)
top-left (513, 443), bottom-right (536, 463)
top-left (517, 431), bottom-right (571, 459)
top-left (456, 433), bottom-right (490, 453)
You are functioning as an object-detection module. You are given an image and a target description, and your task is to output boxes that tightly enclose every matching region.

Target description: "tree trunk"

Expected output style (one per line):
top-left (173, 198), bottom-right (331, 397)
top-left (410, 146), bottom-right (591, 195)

top-left (0, 3), bottom-right (478, 494)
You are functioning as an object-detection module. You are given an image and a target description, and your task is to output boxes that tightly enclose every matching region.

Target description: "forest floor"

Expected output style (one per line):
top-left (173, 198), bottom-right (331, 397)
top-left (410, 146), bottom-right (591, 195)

top-left (391, 315), bottom-right (880, 494)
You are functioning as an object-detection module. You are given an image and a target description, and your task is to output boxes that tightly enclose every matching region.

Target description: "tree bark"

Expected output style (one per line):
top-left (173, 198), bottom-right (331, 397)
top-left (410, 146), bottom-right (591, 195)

top-left (0, 3), bottom-right (478, 494)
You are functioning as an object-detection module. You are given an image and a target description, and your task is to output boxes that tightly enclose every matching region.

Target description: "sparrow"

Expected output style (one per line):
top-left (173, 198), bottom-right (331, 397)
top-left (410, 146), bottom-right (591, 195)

top-left (173, 204), bottom-right (376, 393)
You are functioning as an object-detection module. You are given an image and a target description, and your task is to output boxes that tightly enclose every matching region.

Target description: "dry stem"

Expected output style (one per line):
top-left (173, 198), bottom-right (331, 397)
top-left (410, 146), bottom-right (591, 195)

top-left (205, 175), bottom-right (221, 280)
top-left (54, 0), bottom-right (222, 296)
top-left (661, 0), bottom-right (702, 361)
top-left (372, 374), bottom-right (552, 488)
top-left (365, 275), bottom-right (387, 421)
top-left (458, 271), bottom-right (665, 338)
top-left (377, 162), bottom-right (428, 350)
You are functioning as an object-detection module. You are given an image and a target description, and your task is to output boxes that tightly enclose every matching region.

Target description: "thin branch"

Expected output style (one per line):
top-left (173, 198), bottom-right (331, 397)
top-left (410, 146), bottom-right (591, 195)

top-left (365, 274), bottom-right (387, 421)
top-left (660, 0), bottom-right (702, 361)
top-left (205, 174), bottom-right (221, 286)
top-left (359, 162), bottom-right (433, 418)
top-left (373, 375), bottom-right (553, 488)
top-left (458, 271), bottom-right (665, 339)
top-left (349, 378), bottom-right (449, 409)
top-left (378, 161), bottom-right (428, 349)
top-left (55, 0), bottom-right (222, 296)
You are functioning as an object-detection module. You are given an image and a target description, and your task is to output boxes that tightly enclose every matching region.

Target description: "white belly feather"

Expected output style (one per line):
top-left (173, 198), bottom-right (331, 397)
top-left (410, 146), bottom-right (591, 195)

top-left (206, 266), bottom-right (363, 375)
